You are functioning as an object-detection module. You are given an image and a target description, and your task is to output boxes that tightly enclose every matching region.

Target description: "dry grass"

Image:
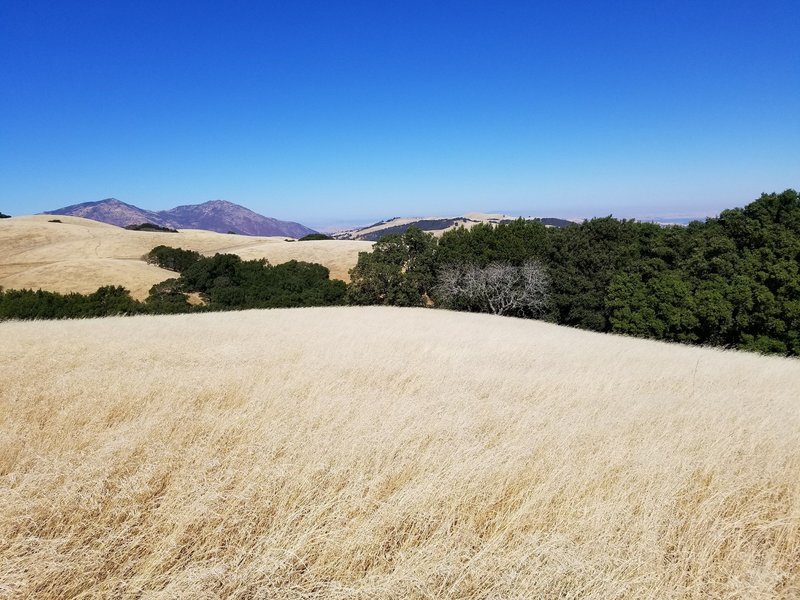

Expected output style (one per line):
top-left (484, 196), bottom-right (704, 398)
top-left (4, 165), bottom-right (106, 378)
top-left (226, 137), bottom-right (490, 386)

top-left (0, 215), bottom-right (371, 298)
top-left (341, 213), bottom-right (511, 240)
top-left (1, 306), bottom-right (799, 599)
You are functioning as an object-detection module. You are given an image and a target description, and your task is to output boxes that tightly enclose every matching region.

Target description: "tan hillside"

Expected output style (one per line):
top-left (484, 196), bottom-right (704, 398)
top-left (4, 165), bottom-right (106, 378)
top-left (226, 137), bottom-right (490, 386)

top-left (1, 306), bottom-right (798, 598)
top-left (335, 212), bottom-right (579, 241)
top-left (0, 215), bottom-right (371, 299)
top-left (335, 213), bottom-right (511, 240)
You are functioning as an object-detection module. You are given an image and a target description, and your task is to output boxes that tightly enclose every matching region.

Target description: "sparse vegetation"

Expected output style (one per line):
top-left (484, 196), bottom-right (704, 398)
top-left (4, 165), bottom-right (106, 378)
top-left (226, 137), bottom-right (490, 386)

top-left (0, 248), bottom-right (347, 320)
top-left (298, 233), bottom-right (334, 241)
top-left (0, 216), bottom-right (370, 298)
top-left (358, 218), bottom-right (469, 241)
top-left (47, 219), bottom-right (62, 223)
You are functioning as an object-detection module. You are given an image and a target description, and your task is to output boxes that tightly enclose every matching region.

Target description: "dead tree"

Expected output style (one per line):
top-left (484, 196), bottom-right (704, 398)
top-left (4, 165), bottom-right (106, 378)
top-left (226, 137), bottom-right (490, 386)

top-left (435, 260), bottom-right (550, 317)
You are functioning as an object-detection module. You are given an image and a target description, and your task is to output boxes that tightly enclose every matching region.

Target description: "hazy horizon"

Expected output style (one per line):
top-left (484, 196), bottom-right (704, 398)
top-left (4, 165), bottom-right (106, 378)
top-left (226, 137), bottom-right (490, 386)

top-left (10, 194), bottom-right (738, 231)
top-left (2, 1), bottom-right (797, 226)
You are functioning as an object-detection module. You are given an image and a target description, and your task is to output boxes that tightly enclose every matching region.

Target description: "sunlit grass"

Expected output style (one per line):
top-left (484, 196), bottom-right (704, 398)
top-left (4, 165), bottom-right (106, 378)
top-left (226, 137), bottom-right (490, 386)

top-left (0, 215), bottom-right (370, 298)
top-left (1, 306), bottom-right (798, 598)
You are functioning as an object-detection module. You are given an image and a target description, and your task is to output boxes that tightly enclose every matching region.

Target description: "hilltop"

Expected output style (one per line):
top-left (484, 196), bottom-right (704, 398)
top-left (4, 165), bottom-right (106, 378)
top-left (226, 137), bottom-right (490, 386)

top-left (44, 198), bottom-right (316, 238)
top-left (334, 212), bottom-right (576, 241)
top-left (1, 306), bottom-right (798, 598)
top-left (0, 214), bottom-right (370, 298)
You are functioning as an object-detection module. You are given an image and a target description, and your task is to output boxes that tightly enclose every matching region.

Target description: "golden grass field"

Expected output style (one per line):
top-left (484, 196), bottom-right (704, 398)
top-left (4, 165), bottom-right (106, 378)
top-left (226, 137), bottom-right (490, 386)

top-left (0, 215), bottom-right (372, 298)
top-left (1, 306), bottom-right (798, 598)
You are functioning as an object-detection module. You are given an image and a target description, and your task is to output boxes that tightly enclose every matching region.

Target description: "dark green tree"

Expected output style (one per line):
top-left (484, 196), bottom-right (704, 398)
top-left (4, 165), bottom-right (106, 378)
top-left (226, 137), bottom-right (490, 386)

top-left (145, 279), bottom-right (193, 313)
top-left (347, 227), bottom-right (438, 306)
top-left (145, 245), bottom-right (202, 272)
top-left (437, 219), bottom-right (551, 267)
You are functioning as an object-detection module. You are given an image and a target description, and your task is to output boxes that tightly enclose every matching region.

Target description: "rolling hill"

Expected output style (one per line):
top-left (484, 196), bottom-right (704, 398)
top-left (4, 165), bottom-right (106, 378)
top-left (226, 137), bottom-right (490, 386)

top-left (0, 215), bottom-right (371, 298)
top-left (44, 198), bottom-right (316, 238)
top-left (1, 306), bottom-right (798, 598)
top-left (334, 212), bottom-right (576, 241)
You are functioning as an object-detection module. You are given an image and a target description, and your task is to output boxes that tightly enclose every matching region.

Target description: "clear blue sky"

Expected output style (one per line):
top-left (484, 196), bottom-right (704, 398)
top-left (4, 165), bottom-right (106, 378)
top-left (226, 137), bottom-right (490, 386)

top-left (1, 1), bottom-right (798, 228)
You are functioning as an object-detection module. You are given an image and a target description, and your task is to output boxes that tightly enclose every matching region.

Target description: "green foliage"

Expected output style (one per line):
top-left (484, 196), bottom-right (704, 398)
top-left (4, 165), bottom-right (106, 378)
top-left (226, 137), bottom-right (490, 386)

top-left (1, 250), bottom-right (347, 320)
top-left (546, 217), bottom-right (672, 331)
top-left (0, 212), bottom-right (10, 219)
top-left (144, 245), bottom-right (202, 272)
top-left (145, 279), bottom-right (193, 313)
top-left (3, 191), bottom-right (799, 356)
top-left (604, 190), bottom-right (800, 353)
top-left (0, 286), bottom-right (143, 320)
top-left (125, 223), bottom-right (178, 232)
top-left (437, 219), bottom-right (551, 267)
top-left (298, 233), bottom-right (334, 241)
top-left (348, 190), bottom-right (800, 355)
top-left (347, 227), bottom-right (437, 306)
top-left (165, 252), bottom-right (346, 309)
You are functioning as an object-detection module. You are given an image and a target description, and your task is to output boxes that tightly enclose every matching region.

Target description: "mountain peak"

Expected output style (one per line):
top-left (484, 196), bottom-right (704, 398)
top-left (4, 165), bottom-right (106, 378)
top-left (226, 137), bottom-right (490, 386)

top-left (75, 197), bottom-right (129, 207)
top-left (43, 199), bottom-right (316, 238)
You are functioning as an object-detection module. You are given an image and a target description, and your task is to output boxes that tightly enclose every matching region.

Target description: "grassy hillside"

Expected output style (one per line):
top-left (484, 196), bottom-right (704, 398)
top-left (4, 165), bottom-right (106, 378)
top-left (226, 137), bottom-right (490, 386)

top-left (1, 307), bottom-right (798, 598)
top-left (0, 215), bottom-right (371, 298)
top-left (336, 213), bottom-right (514, 240)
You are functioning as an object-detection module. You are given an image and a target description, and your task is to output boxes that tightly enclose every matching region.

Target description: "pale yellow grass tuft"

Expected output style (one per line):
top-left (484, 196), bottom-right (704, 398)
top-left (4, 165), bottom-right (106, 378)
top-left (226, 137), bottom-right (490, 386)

top-left (1, 307), bottom-right (798, 598)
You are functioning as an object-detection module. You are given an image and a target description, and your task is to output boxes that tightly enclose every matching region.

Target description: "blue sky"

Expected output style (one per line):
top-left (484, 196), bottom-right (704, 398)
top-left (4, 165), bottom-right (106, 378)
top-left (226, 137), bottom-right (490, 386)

top-left (1, 1), bottom-right (798, 228)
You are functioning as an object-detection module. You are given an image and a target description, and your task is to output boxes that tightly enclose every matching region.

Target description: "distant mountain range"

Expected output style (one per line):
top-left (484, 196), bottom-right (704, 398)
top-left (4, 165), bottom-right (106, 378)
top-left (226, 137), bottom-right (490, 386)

top-left (333, 213), bottom-right (577, 241)
top-left (40, 200), bottom-right (584, 240)
top-left (43, 199), bottom-right (316, 238)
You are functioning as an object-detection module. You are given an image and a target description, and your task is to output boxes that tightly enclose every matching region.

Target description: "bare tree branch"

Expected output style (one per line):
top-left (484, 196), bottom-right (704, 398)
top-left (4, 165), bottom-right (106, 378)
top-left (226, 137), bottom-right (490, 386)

top-left (434, 260), bottom-right (550, 317)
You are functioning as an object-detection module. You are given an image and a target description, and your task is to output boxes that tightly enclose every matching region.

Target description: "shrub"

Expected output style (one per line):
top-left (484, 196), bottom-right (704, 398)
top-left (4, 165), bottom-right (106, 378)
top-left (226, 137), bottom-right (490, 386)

top-left (0, 286), bottom-right (143, 320)
top-left (125, 223), bottom-right (178, 232)
top-left (145, 250), bottom-right (347, 310)
top-left (144, 246), bottom-right (202, 273)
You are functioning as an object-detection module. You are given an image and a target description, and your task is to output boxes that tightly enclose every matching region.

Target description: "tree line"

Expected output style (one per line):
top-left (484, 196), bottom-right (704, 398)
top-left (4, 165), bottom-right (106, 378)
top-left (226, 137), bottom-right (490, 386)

top-left (347, 190), bottom-right (800, 355)
top-left (0, 248), bottom-right (346, 319)
top-left (1, 190), bottom-right (797, 355)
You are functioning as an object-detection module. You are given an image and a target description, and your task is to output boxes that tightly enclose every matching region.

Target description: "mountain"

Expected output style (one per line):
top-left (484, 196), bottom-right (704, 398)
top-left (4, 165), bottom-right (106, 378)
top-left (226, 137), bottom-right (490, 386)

top-left (334, 212), bottom-right (576, 241)
top-left (44, 198), bottom-right (316, 238)
top-left (158, 200), bottom-right (315, 238)
top-left (45, 199), bottom-right (161, 228)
